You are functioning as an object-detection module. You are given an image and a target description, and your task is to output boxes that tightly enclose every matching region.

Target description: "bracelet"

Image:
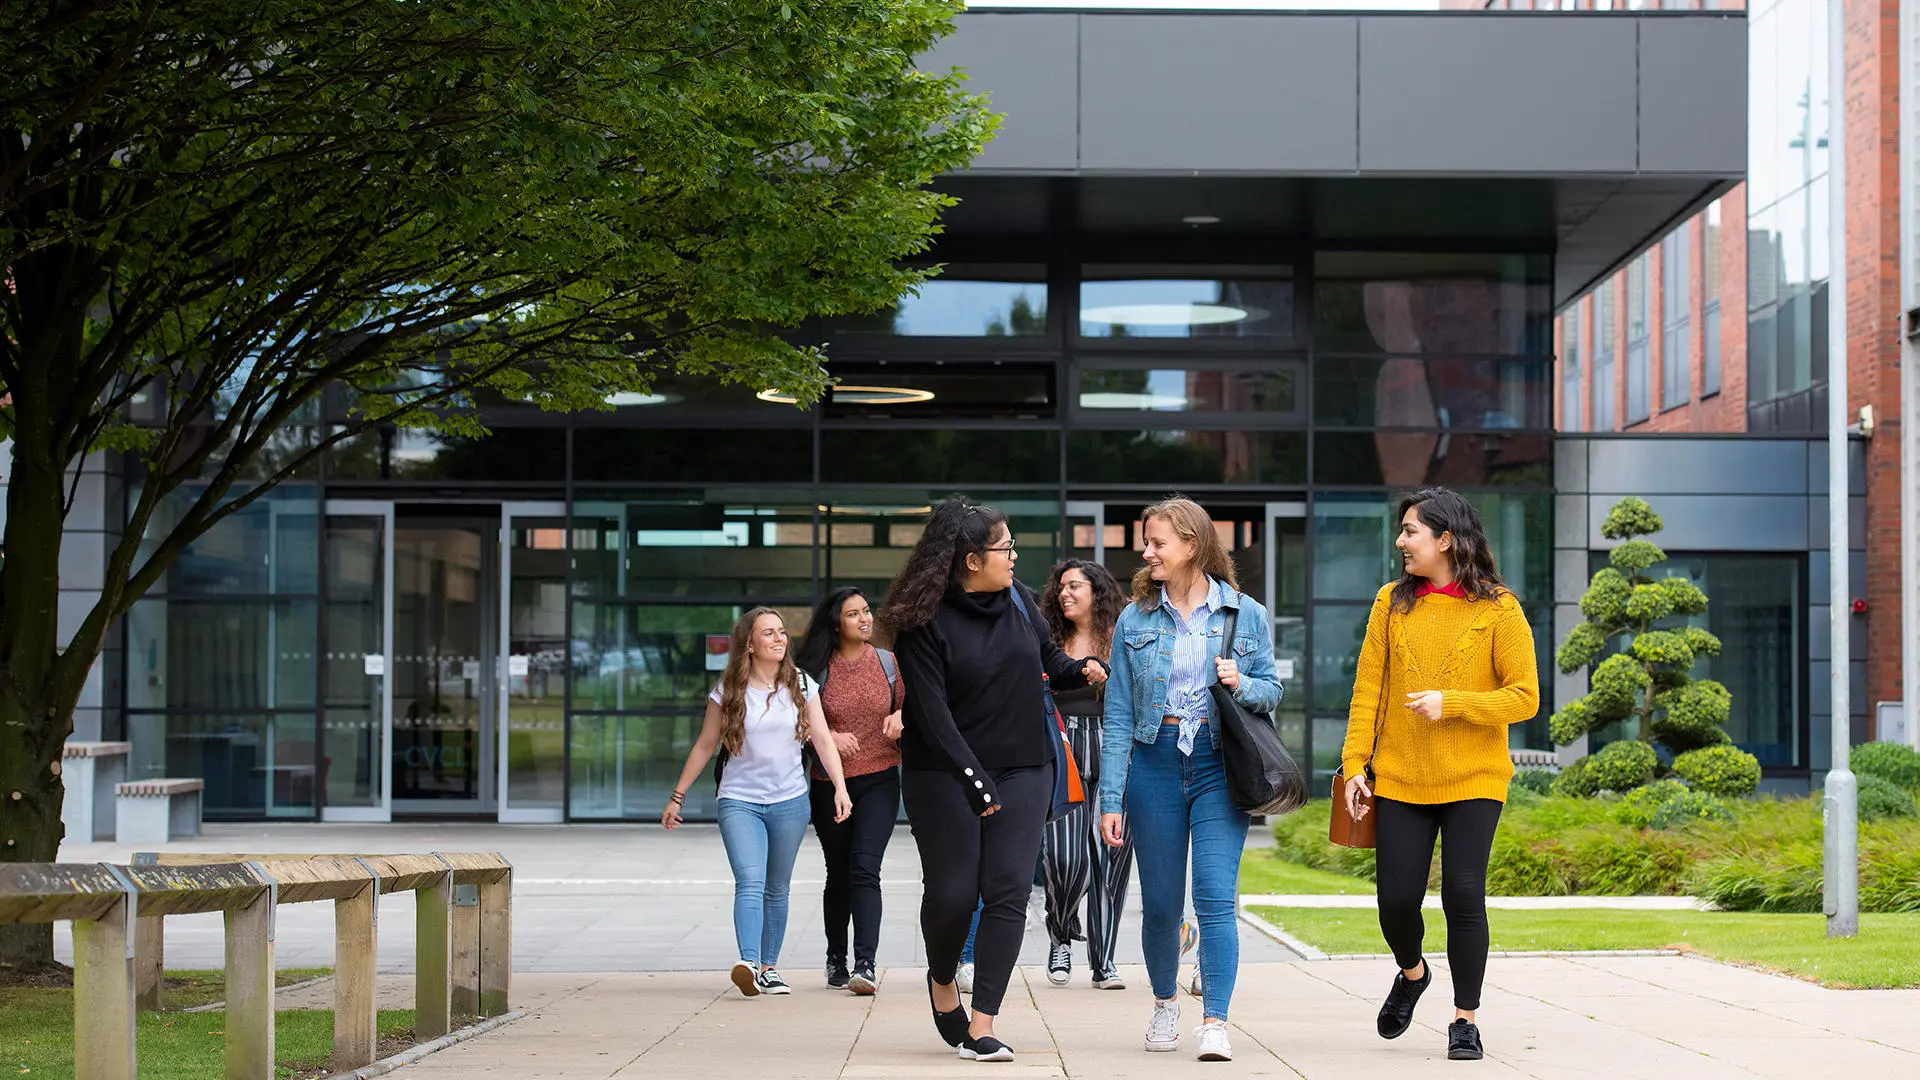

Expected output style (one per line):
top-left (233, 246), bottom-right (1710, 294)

top-left (669, 791), bottom-right (685, 805)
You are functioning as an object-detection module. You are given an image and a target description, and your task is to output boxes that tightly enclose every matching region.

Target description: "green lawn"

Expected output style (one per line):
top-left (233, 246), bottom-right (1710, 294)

top-left (159, 968), bottom-right (332, 1011)
top-left (1239, 849), bottom-right (1374, 896)
top-left (1, 970), bottom-right (409, 1080)
top-left (1248, 906), bottom-right (1920, 990)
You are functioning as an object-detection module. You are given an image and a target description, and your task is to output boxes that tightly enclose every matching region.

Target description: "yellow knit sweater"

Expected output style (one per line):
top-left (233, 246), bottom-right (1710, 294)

top-left (1340, 583), bottom-right (1540, 805)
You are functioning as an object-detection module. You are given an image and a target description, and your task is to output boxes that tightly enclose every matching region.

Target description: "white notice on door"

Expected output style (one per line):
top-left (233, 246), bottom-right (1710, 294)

top-left (462, 659), bottom-right (481, 681)
top-left (1276, 659), bottom-right (1295, 680)
top-left (509, 654), bottom-right (530, 677)
top-left (363, 654), bottom-right (386, 677)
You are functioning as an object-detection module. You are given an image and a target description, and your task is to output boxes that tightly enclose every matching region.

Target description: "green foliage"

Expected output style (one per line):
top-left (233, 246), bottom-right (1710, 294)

top-left (1652, 680), bottom-right (1733, 750)
top-left (1608, 539), bottom-right (1668, 575)
top-left (1587, 653), bottom-right (1650, 720)
top-left (1628, 629), bottom-right (1693, 667)
top-left (1660, 577), bottom-right (1712, 618)
top-left (1650, 790), bottom-right (1735, 829)
top-left (1624, 583), bottom-right (1677, 624)
top-left (1552, 757), bottom-right (1599, 797)
top-left (1851, 741), bottom-right (1920, 791)
top-left (1672, 745), bottom-right (1762, 797)
top-left (1511, 769), bottom-right (1557, 796)
top-left (1548, 699), bottom-right (1595, 746)
top-left (1600, 497), bottom-right (1663, 540)
top-left (1679, 625), bottom-right (1722, 657)
top-left (1586, 739), bottom-right (1657, 792)
top-left (1854, 774), bottom-right (1919, 822)
top-left (1556, 621), bottom-right (1608, 673)
top-left (1613, 779), bottom-right (1692, 828)
top-left (1579, 569), bottom-right (1633, 626)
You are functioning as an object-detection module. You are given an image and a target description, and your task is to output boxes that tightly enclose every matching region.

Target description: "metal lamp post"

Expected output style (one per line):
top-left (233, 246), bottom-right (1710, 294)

top-left (1822, 0), bottom-right (1858, 940)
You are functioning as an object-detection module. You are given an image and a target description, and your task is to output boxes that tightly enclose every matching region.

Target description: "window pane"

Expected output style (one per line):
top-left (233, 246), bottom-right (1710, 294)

top-left (387, 427), bottom-right (566, 482)
top-left (1564, 305), bottom-right (1581, 375)
top-left (1067, 430), bottom-right (1306, 486)
top-left (820, 495), bottom-right (1061, 597)
top-left (1313, 432), bottom-right (1551, 488)
top-left (127, 713), bottom-right (317, 820)
top-left (1313, 252), bottom-right (1549, 355)
top-left (570, 713), bottom-right (720, 820)
top-left (126, 599), bottom-right (318, 710)
top-left (1310, 603), bottom-right (1374, 712)
top-left (1704, 301), bottom-right (1722, 395)
top-left (1598, 280), bottom-right (1616, 355)
top-left (570, 498), bottom-right (817, 599)
top-left (838, 270), bottom-right (1048, 337)
top-left (1314, 357), bottom-right (1550, 430)
top-left (570, 603), bottom-right (747, 711)
top-left (1310, 495), bottom-right (1397, 601)
top-left (139, 486), bottom-right (319, 596)
top-left (821, 429), bottom-right (1059, 484)
top-left (1076, 365), bottom-right (1303, 418)
top-left (824, 364), bottom-right (1055, 421)
top-left (1593, 359), bottom-right (1615, 431)
top-left (1080, 267), bottom-right (1295, 342)
top-left (1625, 339), bottom-right (1650, 423)
top-left (573, 428), bottom-right (812, 484)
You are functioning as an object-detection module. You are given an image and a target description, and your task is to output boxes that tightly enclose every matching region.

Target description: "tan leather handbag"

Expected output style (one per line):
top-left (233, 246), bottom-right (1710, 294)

top-left (1329, 628), bottom-right (1389, 849)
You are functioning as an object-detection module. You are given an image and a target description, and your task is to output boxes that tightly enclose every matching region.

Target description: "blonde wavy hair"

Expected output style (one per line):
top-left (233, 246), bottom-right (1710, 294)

top-left (1131, 496), bottom-right (1239, 609)
top-left (716, 607), bottom-right (810, 756)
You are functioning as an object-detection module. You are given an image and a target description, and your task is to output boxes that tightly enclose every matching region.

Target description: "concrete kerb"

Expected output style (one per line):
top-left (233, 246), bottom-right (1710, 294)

top-left (320, 1010), bottom-right (525, 1080)
top-left (181, 973), bottom-right (334, 1014)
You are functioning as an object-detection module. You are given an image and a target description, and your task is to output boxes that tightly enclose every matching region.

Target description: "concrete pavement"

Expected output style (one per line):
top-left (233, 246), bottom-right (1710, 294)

top-left (368, 956), bottom-right (1920, 1079)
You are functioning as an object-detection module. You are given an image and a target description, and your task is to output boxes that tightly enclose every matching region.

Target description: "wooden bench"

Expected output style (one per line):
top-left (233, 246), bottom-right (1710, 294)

top-left (61, 742), bottom-right (131, 842)
top-left (114, 779), bottom-right (204, 845)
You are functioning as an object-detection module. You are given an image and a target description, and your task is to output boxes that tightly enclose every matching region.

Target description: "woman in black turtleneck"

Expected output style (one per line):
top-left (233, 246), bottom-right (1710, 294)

top-left (883, 496), bottom-right (1107, 1064)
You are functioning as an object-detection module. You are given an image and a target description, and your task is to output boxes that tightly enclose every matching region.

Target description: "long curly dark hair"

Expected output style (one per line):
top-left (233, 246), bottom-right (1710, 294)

top-left (1388, 487), bottom-right (1510, 615)
top-left (1040, 559), bottom-right (1121, 661)
top-left (880, 496), bottom-right (1008, 636)
top-left (795, 587), bottom-right (865, 682)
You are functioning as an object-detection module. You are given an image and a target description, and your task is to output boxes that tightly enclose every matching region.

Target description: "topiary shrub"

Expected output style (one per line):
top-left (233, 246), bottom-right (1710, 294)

top-left (1649, 789), bottom-right (1734, 830)
top-left (1548, 497), bottom-right (1761, 795)
top-left (1551, 756), bottom-right (1598, 798)
top-left (1613, 779), bottom-right (1691, 828)
top-left (1851, 741), bottom-right (1920, 791)
top-left (1511, 769), bottom-right (1556, 796)
top-left (1586, 739), bottom-right (1657, 793)
top-left (1853, 774), bottom-right (1919, 822)
top-left (1672, 744), bottom-right (1762, 797)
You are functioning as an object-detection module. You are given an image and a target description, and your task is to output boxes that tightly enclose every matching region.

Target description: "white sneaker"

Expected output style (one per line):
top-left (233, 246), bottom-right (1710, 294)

top-left (956, 962), bottom-right (976, 994)
top-left (1027, 885), bottom-right (1047, 931)
top-left (1196, 1020), bottom-right (1233, 1062)
top-left (1145, 998), bottom-right (1181, 1052)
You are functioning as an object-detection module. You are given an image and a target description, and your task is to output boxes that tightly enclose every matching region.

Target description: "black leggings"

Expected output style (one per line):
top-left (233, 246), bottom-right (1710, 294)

top-left (903, 764), bottom-right (1049, 1016)
top-left (1374, 796), bottom-right (1503, 1011)
top-left (810, 769), bottom-right (900, 966)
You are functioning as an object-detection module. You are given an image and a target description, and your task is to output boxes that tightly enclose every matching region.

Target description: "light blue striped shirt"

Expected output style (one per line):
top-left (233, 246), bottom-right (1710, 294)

top-left (1161, 577), bottom-right (1227, 756)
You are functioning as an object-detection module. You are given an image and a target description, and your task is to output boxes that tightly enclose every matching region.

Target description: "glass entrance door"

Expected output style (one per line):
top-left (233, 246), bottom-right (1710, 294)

top-left (499, 502), bottom-right (568, 822)
top-left (391, 514), bottom-right (497, 814)
top-left (322, 501), bottom-right (395, 822)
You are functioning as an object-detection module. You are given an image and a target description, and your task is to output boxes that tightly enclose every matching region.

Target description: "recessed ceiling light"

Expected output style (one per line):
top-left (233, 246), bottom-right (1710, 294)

top-left (1182, 215), bottom-right (1221, 226)
top-left (1080, 302), bottom-right (1264, 327)
top-left (603, 391), bottom-right (673, 407)
top-left (1079, 391), bottom-right (1193, 411)
top-left (756, 384), bottom-right (936, 406)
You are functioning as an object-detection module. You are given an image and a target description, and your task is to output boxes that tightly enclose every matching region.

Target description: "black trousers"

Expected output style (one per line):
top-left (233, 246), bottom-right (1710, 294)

top-left (1374, 796), bottom-right (1504, 1011)
top-left (903, 764), bottom-right (1050, 1016)
top-left (809, 768), bottom-right (901, 966)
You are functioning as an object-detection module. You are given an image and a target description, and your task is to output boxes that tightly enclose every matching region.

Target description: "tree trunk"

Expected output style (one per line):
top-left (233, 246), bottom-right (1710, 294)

top-left (0, 685), bottom-right (65, 972)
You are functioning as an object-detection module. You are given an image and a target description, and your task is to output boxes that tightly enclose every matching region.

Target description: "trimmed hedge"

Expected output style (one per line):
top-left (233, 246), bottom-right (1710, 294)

top-left (1267, 794), bottom-right (1920, 912)
top-left (1672, 744), bottom-right (1762, 797)
top-left (1852, 741), bottom-right (1920, 791)
top-left (1854, 774), bottom-right (1918, 822)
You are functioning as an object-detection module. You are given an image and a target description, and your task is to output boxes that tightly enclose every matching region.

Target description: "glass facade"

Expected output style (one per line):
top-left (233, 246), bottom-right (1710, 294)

top-left (1594, 280), bottom-right (1617, 432)
top-left (1746, 0), bottom-right (1831, 432)
top-left (120, 250), bottom-right (1559, 820)
top-left (1662, 226), bottom-right (1691, 411)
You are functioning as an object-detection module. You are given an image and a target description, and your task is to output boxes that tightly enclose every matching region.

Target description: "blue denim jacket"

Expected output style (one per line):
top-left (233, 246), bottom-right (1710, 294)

top-left (1098, 578), bottom-right (1284, 814)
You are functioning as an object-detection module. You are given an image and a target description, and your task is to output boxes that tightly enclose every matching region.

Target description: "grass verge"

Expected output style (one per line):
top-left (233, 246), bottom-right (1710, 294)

top-left (1247, 906), bottom-right (1920, 989)
top-left (161, 967), bottom-right (333, 1011)
top-left (1239, 849), bottom-right (1374, 895)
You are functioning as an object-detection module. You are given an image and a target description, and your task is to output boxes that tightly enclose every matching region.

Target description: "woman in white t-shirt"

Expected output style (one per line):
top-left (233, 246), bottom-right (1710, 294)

top-left (663, 607), bottom-right (852, 997)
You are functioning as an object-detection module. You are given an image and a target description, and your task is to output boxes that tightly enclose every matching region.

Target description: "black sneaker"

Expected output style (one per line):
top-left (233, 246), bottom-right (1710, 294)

top-left (848, 960), bottom-right (878, 996)
top-left (826, 955), bottom-right (850, 990)
top-left (958, 1034), bottom-right (1015, 1062)
top-left (1447, 1019), bottom-right (1484, 1060)
top-left (756, 967), bottom-right (792, 995)
top-left (1377, 962), bottom-right (1432, 1039)
top-left (1047, 942), bottom-right (1072, 986)
top-left (928, 971), bottom-right (971, 1048)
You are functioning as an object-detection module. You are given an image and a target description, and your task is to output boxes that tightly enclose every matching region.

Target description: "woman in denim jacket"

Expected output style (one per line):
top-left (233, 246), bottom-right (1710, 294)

top-left (1099, 497), bottom-right (1283, 1063)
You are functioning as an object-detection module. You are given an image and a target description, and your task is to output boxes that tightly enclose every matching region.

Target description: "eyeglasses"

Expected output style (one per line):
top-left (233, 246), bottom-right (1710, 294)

top-left (985, 539), bottom-right (1017, 554)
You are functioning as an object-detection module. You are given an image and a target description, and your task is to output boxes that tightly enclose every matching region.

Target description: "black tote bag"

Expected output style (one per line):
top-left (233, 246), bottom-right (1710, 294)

top-left (1212, 604), bottom-right (1309, 817)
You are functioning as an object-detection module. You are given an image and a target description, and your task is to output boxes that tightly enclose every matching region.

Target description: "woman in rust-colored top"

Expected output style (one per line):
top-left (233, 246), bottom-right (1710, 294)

top-left (795, 587), bottom-right (905, 995)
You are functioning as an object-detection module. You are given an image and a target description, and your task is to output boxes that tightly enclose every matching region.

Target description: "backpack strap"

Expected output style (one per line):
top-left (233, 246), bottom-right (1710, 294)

top-left (875, 648), bottom-right (898, 690)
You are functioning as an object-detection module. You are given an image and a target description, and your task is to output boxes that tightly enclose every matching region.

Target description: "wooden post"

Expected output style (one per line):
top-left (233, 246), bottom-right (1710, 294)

top-left (450, 884), bottom-right (480, 1022)
top-left (478, 871), bottom-right (512, 1018)
top-left (223, 887), bottom-right (276, 1080)
top-left (134, 915), bottom-right (165, 1011)
top-left (332, 881), bottom-right (379, 1071)
top-left (72, 896), bottom-right (137, 1080)
top-left (415, 871), bottom-right (453, 1040)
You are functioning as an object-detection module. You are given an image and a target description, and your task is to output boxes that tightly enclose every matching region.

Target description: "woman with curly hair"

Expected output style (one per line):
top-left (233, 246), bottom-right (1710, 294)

top-left (886, 496), bottom-right (1108, 1063)
top-left (1340, 487), bottom-right (1538, 1061)
top-left (1037, 558), bottom-right (1133, 990)
top-left (661, 607), bottom-right (852, 998)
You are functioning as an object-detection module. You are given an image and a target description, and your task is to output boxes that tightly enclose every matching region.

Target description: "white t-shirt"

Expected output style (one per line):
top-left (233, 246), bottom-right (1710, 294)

top-left (709, 672), bottom-right (818, 804)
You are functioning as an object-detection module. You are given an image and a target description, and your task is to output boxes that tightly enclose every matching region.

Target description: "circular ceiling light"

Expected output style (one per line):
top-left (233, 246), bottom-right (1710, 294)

top-left (756, 384), bottom-right (936, 406)
top-left (1079, 391), bottom-right (1192, 411)
top-left (1079, 303), bottom-right (1265, 328)
top-left (1181, 215), bottom-right (1221, 226)
top-left (603, 391), bottom-right (673, 407)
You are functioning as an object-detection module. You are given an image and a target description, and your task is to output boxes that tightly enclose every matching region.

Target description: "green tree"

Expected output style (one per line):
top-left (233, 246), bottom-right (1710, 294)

top-left (1548, 497), bottom-right (1760, 795)
top-left (0, 0), bottom-right (993, 970)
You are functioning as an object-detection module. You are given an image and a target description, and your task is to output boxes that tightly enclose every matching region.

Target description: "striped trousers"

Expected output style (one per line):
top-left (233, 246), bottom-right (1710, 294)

top-left (1041, 713), bottom-right (1135, 976)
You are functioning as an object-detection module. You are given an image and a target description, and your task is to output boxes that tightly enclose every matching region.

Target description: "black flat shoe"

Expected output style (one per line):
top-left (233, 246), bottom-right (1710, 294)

top-left (1447, 1019), bottom-right (1484, 1060)
top-left (958, 1034), bottom-right (1015, 1062)
top-left (927, 971), bottom-right (971, 1047)
top-left (1377, 963), bottom-right (1432, 1039)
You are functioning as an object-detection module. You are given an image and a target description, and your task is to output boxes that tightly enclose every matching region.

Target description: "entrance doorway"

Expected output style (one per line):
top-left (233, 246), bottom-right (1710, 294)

top-left (319, 500), bottom-right (568, 822)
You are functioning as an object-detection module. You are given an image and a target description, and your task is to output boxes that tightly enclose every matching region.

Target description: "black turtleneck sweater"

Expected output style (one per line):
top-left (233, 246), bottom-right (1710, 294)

top-left (895, 581), bottom-right (1097, 809)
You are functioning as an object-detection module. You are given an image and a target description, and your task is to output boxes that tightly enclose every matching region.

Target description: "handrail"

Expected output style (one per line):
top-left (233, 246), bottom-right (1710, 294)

top-left (0, 852), bottom-right (513, 1080)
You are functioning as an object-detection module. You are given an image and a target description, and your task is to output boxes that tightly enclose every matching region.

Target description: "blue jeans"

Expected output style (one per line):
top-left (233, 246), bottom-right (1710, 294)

top-left (1126, 729), bottom-right (1249, 1021)
top-left (717, 793), bottom-right (811, 968)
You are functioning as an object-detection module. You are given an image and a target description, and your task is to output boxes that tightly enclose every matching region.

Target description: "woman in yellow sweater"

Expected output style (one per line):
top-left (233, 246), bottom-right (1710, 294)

top-left (1340, 487), bottom-right (1538, 1062)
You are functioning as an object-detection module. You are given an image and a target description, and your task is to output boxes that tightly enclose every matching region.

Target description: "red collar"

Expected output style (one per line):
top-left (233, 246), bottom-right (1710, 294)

top-left (1416, 580), bottom-right (1469, 599)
